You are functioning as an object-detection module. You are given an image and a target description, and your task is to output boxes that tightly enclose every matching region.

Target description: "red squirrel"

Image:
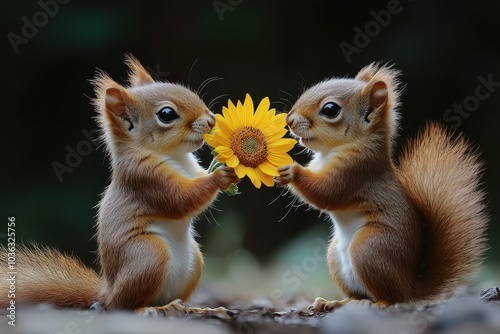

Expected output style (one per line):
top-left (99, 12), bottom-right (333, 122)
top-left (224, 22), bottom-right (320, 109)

top-left (0, 55), bottom-right (238, 315)
top-left (276, 63), bottom-right (488, 311)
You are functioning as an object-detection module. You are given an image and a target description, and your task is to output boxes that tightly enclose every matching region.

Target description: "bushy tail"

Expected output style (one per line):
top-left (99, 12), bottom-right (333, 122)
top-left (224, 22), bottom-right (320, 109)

top-left (0, 244), bottom-right (100, 308)
top-left (397, 122), bottom-right (488, 300)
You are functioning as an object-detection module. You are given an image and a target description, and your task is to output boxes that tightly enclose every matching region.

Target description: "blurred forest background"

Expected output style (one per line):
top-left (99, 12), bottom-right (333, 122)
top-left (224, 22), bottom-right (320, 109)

top-left (2, 0), bottom-right (499, 303)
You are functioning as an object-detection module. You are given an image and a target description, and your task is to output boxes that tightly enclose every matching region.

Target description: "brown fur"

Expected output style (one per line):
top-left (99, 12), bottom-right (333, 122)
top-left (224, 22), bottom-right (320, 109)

top-left (0, 245), bottom-right (100, 308)
top-left (277, 63), bottom-right (488, 305)
top-left (0, 55), bottom-right (237, 311)
top-left (397, 123), bottom-right (488, 300)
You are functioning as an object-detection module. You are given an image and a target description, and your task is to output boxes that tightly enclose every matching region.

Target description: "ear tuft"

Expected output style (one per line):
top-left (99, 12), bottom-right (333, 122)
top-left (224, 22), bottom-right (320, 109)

top-left (124, 54), bottom-right (155, 87)
top-left (355, 62), bottom-right (379, 82)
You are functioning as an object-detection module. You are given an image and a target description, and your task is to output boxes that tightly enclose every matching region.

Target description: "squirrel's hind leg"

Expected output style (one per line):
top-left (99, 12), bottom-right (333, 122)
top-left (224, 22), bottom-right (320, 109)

top-left (101, 235), bottom-right (168, 310)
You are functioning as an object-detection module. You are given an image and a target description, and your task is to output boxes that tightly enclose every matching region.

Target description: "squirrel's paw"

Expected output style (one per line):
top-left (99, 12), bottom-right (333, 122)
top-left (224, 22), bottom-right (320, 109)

top-left (308, 297), bottom-right (355, 313)
top-left (308, 297), bottom-right (389, 313)
top-left (213, 166), bottom-right (239, 190)
top-left (344, 299), bottom-right (390, 310)
top-left (135, 299), bottom-right (188, 317)
top-left (275, 164), bottom-right (296, 186)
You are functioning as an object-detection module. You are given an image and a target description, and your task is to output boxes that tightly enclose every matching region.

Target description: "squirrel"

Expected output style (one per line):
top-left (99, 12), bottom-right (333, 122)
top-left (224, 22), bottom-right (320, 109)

top-left (0, 55), bottom-right (238, 315)
top-left (275, 63), bottom-right (488, 311)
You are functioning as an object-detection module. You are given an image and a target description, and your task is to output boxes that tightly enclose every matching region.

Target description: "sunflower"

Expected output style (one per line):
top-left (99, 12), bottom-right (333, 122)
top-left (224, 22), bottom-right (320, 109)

top-left (204, 94), bottom-right (296, 188)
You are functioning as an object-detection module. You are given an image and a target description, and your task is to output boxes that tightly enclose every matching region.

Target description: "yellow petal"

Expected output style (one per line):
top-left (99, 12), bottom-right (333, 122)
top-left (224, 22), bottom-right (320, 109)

top-left (252, 97), bottom-right (271, 128)
top-left (268, 112), bottom-right (287, 128)
top-left (215, 114), bottom-right (234, 134)
top-left (243, 94), bottom-right (254, 125)
top-left (255, 167), bottom-right (275, 187)
top-left (215, 155), bottom-right (227, 164)
top-left (222, 103), bottom-right (240, 129)
top-left (258, 162), bottom-right (280, 176)
top-left (203, 133), bottom-right (218, 147)
top-left (214, 146), bottom-right (234, 158)
top-left (226, 154), bottom-right (239, 168)
top-left (235, 164), bottom-right (247, 179)
top-left (268, 138), bottom-right (297, 152)
top-left (263, 128), bottom-right (288, 143)
top-left (267, 152), bottom-right (293, 167)
top-left (222, 106), bottom-right (234, 126)
top-left (235, 100), bottom-right (247, 126)
top-left (204, 132), bottom-right (215, 141)
top-left (245, 167), bottom-right (262, 188)
top-left (261, 114), bottom-right (287, 135)
top-left (256, 97), bottom-right (271, 115)
top-left (213, 129), bottom-right (231, 147)
top-left (234, 165), bottom-right (261, 188)
top-left (227, 99), bottom-right (237, 110)
top-left (265, 110), bottom-right (279, 125)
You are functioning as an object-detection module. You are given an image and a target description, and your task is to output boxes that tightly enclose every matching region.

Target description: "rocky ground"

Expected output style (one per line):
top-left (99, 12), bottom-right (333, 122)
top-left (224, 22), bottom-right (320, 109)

top-left (1, 287), bottom-right (499, 334)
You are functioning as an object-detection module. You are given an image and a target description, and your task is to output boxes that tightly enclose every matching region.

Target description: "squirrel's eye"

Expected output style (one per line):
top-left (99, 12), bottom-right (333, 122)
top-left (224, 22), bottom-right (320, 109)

top-left (157, 106), bottom-right (179, 124)
top-left (319, 102), bottom-right (341, 119)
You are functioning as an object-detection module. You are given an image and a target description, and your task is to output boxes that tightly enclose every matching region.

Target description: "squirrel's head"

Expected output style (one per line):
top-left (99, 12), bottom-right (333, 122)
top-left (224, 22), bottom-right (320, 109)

top-left (92, 54), bottom-right (215, 156)
top-left (286, 63), bottom-right (401, 153)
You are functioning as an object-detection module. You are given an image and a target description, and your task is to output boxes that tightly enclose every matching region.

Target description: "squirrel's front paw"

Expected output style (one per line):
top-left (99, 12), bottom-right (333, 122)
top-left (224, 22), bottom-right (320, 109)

top-left (213, 166), bottom-right (239, 190)
top-left (275, 164), bottom-right (296, 186)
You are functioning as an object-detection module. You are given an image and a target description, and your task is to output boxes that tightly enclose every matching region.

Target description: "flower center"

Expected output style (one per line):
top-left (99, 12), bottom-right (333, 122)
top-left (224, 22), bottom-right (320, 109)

top-left (231, 126), bottom-right (268, 168)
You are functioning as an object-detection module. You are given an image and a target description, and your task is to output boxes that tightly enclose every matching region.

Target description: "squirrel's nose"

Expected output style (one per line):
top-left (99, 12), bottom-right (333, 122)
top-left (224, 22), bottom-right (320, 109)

top-left (286, 113), bottom-right (294, 127)
top-left (207, 112), bottom-right (216, 129)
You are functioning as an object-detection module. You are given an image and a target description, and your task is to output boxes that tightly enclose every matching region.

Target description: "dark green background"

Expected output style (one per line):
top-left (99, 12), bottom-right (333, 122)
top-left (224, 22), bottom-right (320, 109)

top-left (3, 0), bottom-right (499, 291)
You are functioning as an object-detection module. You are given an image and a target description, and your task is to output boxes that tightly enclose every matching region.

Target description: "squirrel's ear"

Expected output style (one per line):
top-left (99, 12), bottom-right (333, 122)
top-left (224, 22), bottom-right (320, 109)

top-left (105, 86), bottom-right (134, 117)
top-left (124, 54), bottom-right (155, 87)
top-left (361, 79), bottom-right (388, 123)
top-left (366, 80), bottom-right (388, 109)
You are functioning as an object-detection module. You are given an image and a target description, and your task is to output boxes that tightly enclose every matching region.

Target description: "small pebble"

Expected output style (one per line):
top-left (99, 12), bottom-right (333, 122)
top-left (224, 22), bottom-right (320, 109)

top-left (480, 286), bottom-right (500, 302)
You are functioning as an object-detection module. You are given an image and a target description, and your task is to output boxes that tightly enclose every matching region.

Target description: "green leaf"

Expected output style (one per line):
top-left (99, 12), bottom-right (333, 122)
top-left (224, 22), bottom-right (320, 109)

top-left (224, 183), bottom-right (239, 196)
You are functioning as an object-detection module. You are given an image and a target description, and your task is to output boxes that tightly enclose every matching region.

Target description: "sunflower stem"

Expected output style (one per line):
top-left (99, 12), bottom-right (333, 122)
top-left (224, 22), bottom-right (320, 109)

top-left (208, 158), bottom-right (222, 173)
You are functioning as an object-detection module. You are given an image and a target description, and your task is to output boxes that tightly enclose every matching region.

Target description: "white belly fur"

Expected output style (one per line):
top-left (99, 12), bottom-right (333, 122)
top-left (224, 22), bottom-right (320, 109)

top-left (147, 219), bottom-right (196, 305)
top-left (330, 210), bottom-right (367, 296)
